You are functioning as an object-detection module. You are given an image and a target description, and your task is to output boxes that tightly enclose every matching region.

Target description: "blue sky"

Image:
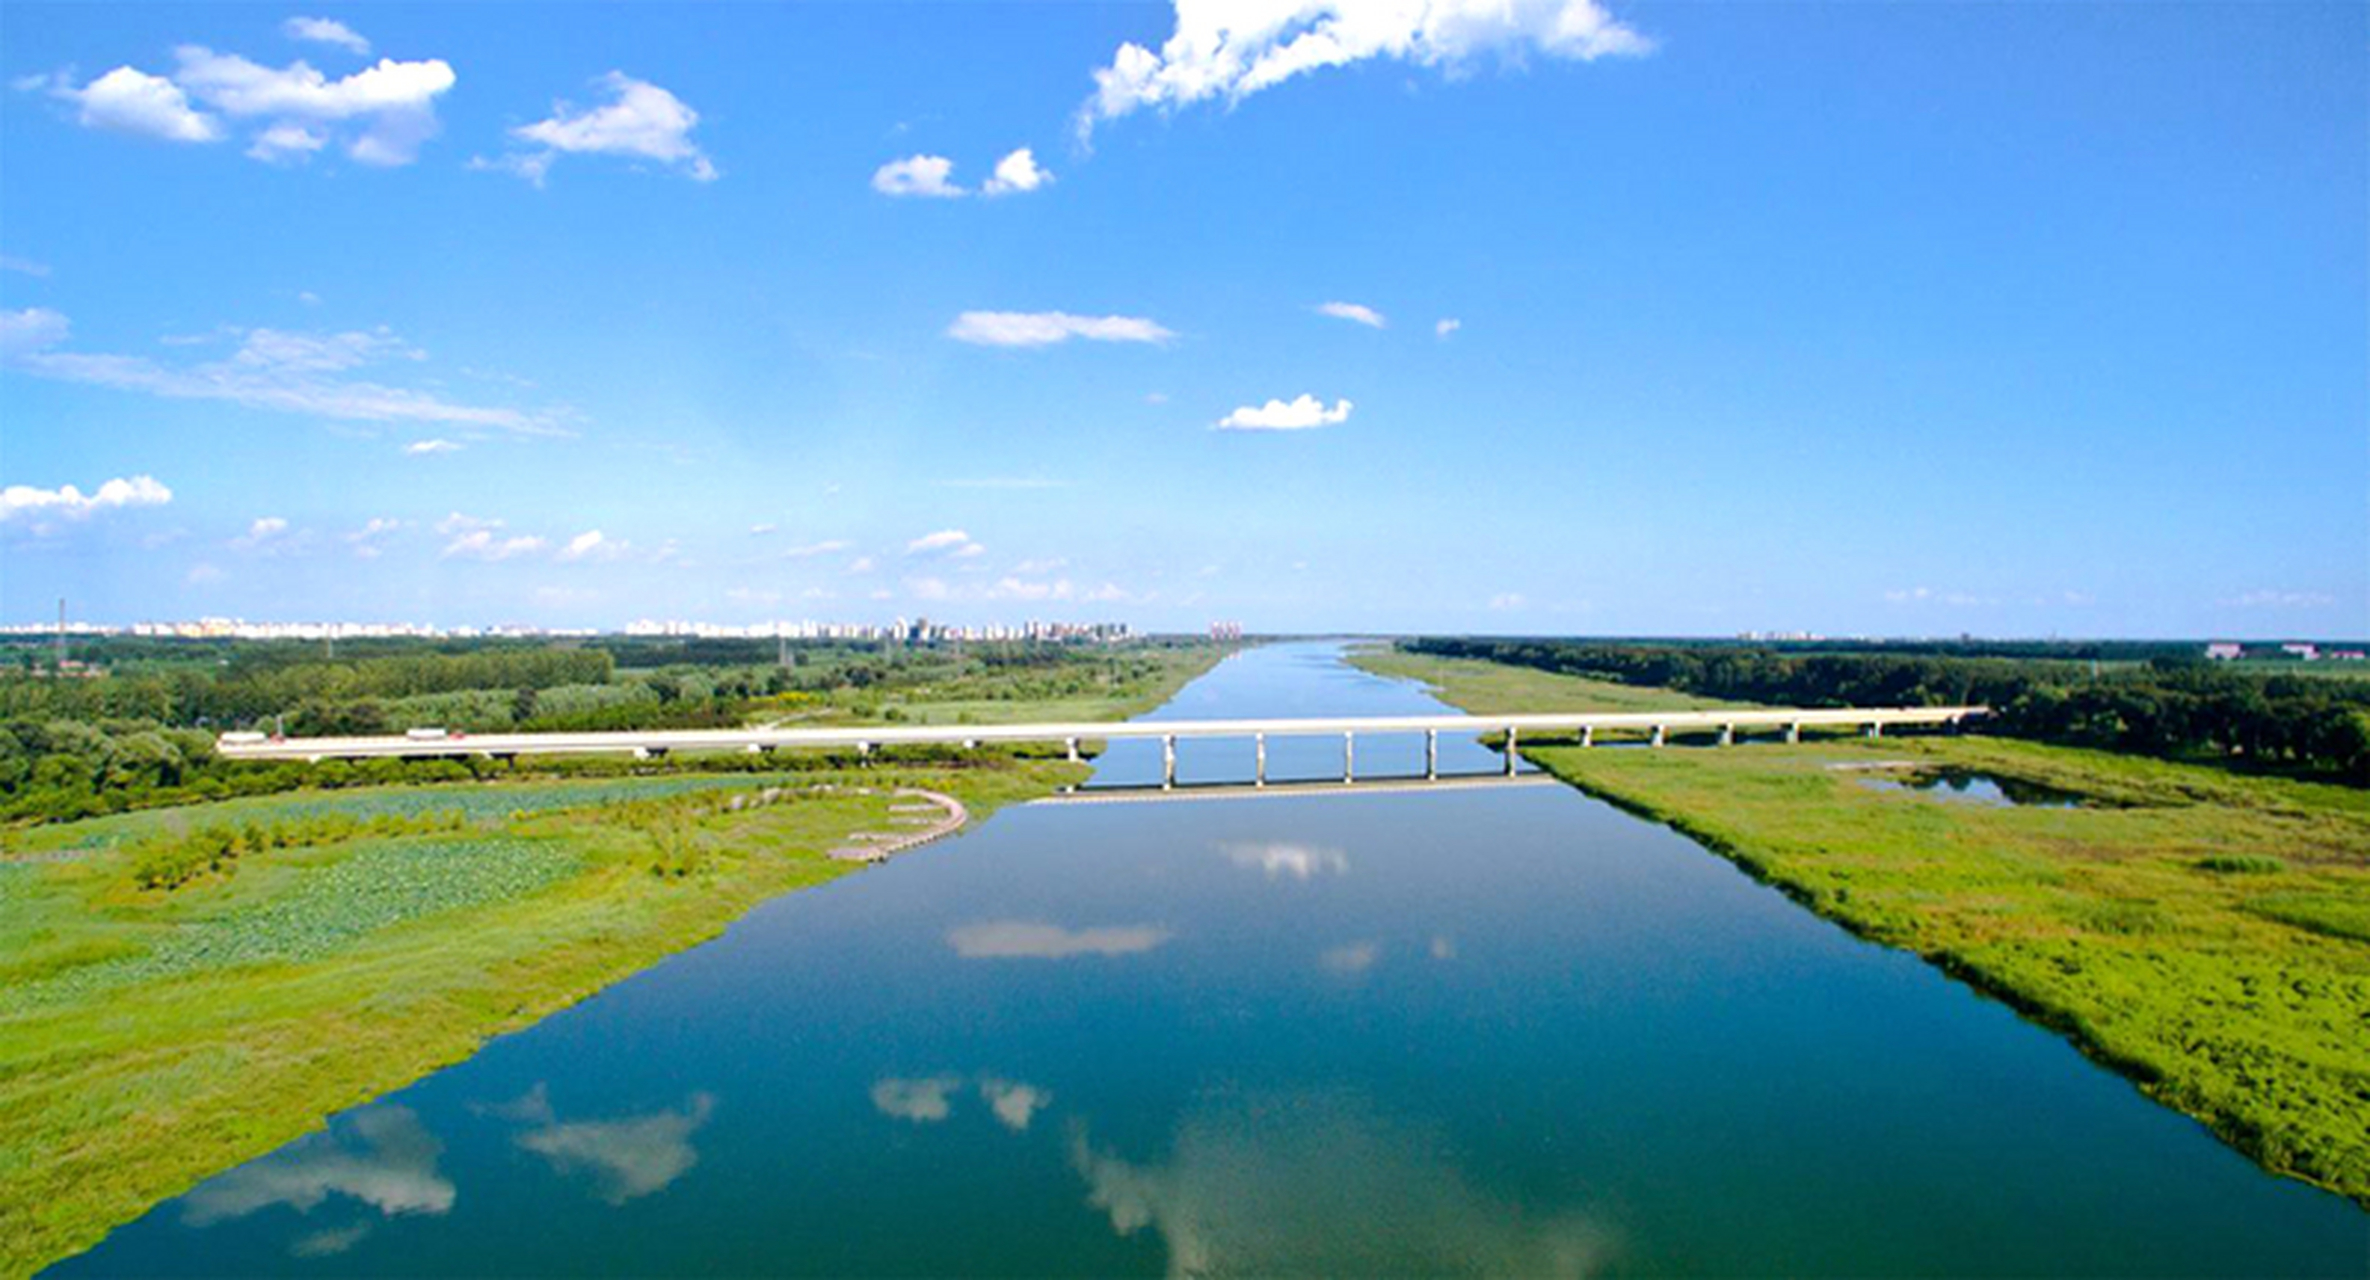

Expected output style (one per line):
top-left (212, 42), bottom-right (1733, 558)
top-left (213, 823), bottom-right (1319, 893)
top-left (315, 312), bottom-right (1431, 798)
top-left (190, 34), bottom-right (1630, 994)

top-left (2, 1), bottom-right (2362, 638)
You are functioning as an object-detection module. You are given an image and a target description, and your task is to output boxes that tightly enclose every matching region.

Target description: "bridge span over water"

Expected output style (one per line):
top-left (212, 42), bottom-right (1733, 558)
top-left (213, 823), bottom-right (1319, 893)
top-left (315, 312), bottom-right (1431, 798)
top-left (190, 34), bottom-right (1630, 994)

top-left (218, 705), bottom-right (1988, 790)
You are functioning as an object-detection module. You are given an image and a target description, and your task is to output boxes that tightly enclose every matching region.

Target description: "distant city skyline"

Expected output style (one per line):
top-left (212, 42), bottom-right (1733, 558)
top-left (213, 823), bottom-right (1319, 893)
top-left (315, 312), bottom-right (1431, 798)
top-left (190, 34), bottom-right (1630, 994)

top-left (4, 2), bottom-right (2363, 639)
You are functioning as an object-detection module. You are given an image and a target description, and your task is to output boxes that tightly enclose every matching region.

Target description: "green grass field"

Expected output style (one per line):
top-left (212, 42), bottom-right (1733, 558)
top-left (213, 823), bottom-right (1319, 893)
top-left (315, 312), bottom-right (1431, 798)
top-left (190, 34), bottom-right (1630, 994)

top-left (0, 647), bottom-right (1235, 1277)
top-left (1365, 647), bottom-right (2370, 1209)
top-left (0, 760), bottom-right (1084, 1278)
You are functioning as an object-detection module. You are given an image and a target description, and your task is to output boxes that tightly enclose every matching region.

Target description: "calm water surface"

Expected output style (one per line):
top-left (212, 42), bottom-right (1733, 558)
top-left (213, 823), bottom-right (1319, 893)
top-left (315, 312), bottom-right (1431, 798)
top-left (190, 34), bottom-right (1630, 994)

top-left (59, 643), bottom-right (2367, 1276)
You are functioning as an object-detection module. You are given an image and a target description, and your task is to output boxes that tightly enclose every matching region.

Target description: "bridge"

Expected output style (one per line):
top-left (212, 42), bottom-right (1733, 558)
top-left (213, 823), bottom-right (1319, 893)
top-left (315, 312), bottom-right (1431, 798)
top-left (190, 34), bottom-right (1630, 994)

top-left (217, 705), bottom-right (1987, 790)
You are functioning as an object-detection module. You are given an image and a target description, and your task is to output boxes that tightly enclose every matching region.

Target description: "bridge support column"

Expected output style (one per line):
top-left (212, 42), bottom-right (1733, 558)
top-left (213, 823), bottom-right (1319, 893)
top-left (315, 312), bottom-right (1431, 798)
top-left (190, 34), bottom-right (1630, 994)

top-left (1867, 722), bottom-right (1883, 740)
top-left (1255, 733), bottom-right (1266, 787)
top-left (857, 742), bottom-right (873, 765)
top-left (962, 738), bottom-right (978, 751)
top-left (1505, 726), bottom-right (1519, 776)
top-left (1718, 724), bottom-right (1734, 747)
top-left (1065, 737), bottom-right (1080, 762)
top-left (1650, 725), bottom-right (1666, 748)
top-left (1786, 723), bottom-right (1801, 745)
top-left (1580, 725), bottom-right (1594, 748)
top-left (1162, 735), bottom-right (1177, 790)
top-left (1344, 732), bottom-right (1355, 784)
top-left (1425, 730), bottom-right (1438, 780)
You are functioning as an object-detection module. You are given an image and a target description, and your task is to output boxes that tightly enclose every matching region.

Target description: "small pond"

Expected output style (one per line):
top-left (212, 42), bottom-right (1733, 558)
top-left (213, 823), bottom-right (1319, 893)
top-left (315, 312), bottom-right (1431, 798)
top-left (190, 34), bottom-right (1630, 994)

top-left (1861, 768), bottom-right (2085, 809)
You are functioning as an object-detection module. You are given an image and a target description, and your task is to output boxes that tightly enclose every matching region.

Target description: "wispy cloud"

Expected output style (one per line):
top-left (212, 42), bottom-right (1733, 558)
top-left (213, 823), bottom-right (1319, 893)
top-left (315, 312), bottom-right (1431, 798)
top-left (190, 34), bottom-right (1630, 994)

top-left (1435, 317), bottom-right (1461, 339)
top-left (1315, 301), bottom-right (1385, 329)
top-left (907, 528), bottom-right (984, 558)
top-left (1076, 0), bottom-right (1652, 144)
top-left (935, 477), bottom-right (1066, 490)
top-left (1, 309), bottom-right (564, 436)
top-left (403, 438), bottom-right (463, 455)
top-left (947, 311), bottom-right (1174, 348)
top-left (2223, 589), bottom-right (2338, 609)
top-left (283, 17), bottom-right (371, 56)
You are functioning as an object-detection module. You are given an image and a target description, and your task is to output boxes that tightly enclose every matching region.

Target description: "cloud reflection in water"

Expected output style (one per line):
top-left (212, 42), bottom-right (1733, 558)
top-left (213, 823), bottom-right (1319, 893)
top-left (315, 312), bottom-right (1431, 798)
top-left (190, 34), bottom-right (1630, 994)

top-left (946, 919), bottom-right (1172, 959)
top-left (179, 1105), bottom-right (455, 1229)
top-left (1219, 841), bottom-right (1349, 881)
top-left (1068, 1091), bottom-right (1616, 1278)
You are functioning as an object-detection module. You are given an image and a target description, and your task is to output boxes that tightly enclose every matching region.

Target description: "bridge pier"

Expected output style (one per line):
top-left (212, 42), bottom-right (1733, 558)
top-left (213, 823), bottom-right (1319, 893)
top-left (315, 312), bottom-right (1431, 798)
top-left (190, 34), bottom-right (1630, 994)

top-left (1254, 733), bottom-right (1267, 787)
top-left (1162, 734), bottom-right (1177, 790)
top-left (1505, 726), bottom-right (1519, 776)
top-left (1786, 723), bottom-right (1801, 745)
top-left (1580, 725), bottom-right (1594, 748)
top-left (1065, 737), bottom-right (1080, 762)
top-left (1718, 724), bottom-right (1734, 747)
top-left (1867, 722), bottom-right (1883, 740)
top-left (1343, 732), bottom-right (1355, 784)
top-left (1425, 729), bottom-right (1438, 780)
top-left (1650, 725), bottom-right (1666, 748)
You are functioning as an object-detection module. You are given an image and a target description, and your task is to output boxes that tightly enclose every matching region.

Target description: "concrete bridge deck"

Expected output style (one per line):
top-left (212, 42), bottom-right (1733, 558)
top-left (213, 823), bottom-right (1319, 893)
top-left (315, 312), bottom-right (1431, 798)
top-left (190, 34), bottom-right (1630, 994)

top-left (218, 705), bottom-right (1988, 787)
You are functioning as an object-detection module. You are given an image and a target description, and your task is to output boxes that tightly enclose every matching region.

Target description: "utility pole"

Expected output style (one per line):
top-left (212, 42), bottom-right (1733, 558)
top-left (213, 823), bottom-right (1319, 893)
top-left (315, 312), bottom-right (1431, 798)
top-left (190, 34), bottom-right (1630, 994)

top-left (54, 598), bottom-right (66, 670)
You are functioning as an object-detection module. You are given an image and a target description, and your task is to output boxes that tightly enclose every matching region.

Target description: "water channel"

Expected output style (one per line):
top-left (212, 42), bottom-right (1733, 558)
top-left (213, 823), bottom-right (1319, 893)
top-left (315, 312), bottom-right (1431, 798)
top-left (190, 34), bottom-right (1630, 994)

top-left (58, 642), bottom-right (2366, 1276)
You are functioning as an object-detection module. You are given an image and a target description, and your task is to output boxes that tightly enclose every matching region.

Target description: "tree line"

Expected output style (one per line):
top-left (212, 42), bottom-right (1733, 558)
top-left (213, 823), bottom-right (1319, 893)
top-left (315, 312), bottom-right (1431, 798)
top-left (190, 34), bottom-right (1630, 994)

top-left (1405, 638), bottom-right (2370, 783)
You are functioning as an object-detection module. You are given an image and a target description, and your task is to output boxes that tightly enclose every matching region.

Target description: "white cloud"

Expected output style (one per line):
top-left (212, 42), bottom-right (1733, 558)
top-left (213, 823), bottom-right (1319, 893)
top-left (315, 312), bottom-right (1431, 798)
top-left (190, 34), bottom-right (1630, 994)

top-left (1487, 592), bottom-right (1525, 610)
top-left (1435, 317), bottom-right (1461, 338)
top-left (907, 528), bottom-right (983, 557)
top-left (57, 66), bottom-right (223, 143)
top-left (846, 555), bottom-right (877, 574)
top-left (0, 255), bottom-right (50, 278)
top-left (231, 515), bottom-right (291, 549)
top-left (346, 516), bottom-right (400, 557)
top-left (1, 310), bottom-right (561, 435)
top-left (439, 514), bottom-right (545, 561)
top-left (403, 438), bottom-right (462, 455)
top-left (133, 45), bottom-right (457, 165)
top-left (247, 121), bottom-right (327, 163)
top-left (874, 148), bottom-right (1051, 199)
top-left (871, 1076), bottom-right (962, 1124)
top-left (1315, 301), bottom-right (1385, 329)
top-left (0, 474), bottom-right (172, 524)
top-left (502, 72), bottom-right (717, 184)
top-left (946, 920), bottom-right (1173, 959)
top-left (1076, 0), bottom-right (1653, 143)
top-left (947, 311), bottom-right (1175, 348)
top-left (979, 1079), bottom-right (1051, 1132)
top-left (283, 17), bottom-right (371, 56)
top-left (781, 538), bottom-right (850, 558)
top-left (981, 147), bottom-right (1052, 196)
top-left (872, 153), bottom-right (964, 198)
top-left (1215, 394), bottom-right (1352, 431)
top-left (558, 529), bottom-right (614, 561)
top-left (746, 522), bottom-right (778, 536)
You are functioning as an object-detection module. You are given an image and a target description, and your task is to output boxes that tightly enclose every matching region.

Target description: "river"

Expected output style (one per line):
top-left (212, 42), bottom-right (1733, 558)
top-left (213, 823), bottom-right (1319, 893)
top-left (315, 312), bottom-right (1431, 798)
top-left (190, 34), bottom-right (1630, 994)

top-left (55, 642), bottom-right (2366, 1276)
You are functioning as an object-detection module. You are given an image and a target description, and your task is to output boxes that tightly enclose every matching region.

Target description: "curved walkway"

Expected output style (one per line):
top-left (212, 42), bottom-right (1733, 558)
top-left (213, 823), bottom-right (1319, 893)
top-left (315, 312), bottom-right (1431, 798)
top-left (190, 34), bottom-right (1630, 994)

top-left (826, 787), bottom-right (968, 863)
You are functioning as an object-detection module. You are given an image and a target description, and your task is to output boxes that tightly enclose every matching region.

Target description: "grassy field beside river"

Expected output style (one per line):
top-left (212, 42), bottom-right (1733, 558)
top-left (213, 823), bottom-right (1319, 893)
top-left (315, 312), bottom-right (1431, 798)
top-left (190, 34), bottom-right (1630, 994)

top-left (1356, 647), bottom-right (2370, 1208)
top-left (0, 759), bottom-right (1084, 1278)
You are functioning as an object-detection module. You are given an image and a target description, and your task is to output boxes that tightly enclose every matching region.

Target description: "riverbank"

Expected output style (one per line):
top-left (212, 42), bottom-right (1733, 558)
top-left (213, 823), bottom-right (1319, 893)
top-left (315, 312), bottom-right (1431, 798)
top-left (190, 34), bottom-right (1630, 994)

top-left (0, 759), bottom-right (1083, 1278)
top-left (1356, 647), bottom-right (2370, 1208)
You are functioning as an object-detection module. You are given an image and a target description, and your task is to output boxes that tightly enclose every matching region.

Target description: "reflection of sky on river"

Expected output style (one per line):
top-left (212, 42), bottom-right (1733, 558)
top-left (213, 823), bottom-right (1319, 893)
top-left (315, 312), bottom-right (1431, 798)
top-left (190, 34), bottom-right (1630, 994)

top-left (56, 642), bottom-right (2368, 1277)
